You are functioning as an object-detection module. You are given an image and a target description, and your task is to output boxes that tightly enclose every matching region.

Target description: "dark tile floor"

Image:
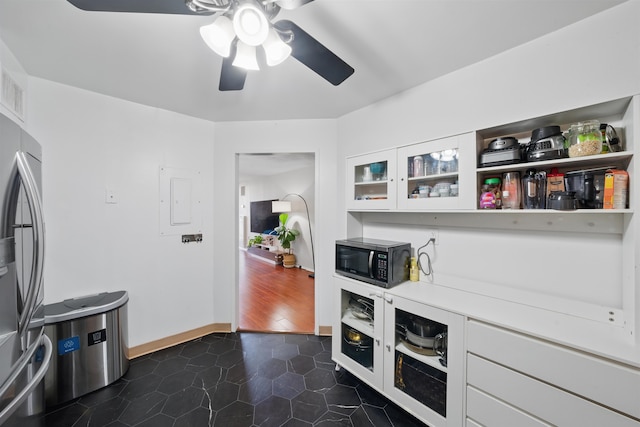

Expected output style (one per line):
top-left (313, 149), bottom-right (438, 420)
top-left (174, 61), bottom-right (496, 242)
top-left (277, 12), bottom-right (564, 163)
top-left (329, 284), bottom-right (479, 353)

top-left (44, 332), bottom-right (427, 427)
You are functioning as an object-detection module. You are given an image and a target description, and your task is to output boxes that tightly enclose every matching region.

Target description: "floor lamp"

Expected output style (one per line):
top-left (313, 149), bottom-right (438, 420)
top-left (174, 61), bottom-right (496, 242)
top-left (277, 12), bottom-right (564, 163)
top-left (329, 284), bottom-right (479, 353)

top-left (272, 194), bottom-right (315, 278)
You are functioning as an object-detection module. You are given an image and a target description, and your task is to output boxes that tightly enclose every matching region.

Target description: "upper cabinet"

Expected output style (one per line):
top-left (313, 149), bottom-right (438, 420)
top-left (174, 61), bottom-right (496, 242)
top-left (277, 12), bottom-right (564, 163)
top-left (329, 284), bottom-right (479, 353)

top-left (347, 96), bottom-right (637, 214)
top-left (346, 149), bottom-right (397, 210)
top-left (346, 133), bottom-right (476, 211)
top-left (397, 134), bottom-right (476, 210)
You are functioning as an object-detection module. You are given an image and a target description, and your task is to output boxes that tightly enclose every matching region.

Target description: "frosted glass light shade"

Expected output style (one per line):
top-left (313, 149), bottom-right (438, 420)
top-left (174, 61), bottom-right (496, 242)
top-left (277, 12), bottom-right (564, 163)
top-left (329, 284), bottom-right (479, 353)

top-left (233, 1), bottom-right (269, 46)
top-left (263, 29), bottom-right (291, 66)
top-left (200, 16), bottom-right (235, 57)
top-left (232, 41), bottom-right (260, 70)
top-left (272, 201), bottom-right (291, 213)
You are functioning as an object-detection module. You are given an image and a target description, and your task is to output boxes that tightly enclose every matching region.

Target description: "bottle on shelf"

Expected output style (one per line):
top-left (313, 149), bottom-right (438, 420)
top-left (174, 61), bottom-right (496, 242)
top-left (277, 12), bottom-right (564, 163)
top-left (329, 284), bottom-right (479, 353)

top-left (522, 168), bottom-right (546, 209)
top-left (409, 257), bottom-right (419, 282)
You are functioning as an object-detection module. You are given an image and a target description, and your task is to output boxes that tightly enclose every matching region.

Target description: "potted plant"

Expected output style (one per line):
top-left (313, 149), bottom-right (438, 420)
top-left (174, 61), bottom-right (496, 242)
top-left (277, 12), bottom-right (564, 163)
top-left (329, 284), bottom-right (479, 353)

top-left (274, 213), bottom-right (300, 268)
top-left (247, 234), bottom-right (263, 248)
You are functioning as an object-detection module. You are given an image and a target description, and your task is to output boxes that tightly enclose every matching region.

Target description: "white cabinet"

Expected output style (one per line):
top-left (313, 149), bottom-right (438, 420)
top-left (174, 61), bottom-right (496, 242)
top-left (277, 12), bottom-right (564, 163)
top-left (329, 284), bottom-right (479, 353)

top-left (397, 133), bottom-right (476, 210)
top-left (381, 291), bottom-right (465, 427)
top-left (466, 320), bottom-right (640, 426)
top-left (346, 96), bottom-right (637, 214)
top-left (333, 276), bottom-right (464, 427)
top-left (333, 276), bottom-right (385, 389)
top-left (346, 149), bottom-right (397, 210)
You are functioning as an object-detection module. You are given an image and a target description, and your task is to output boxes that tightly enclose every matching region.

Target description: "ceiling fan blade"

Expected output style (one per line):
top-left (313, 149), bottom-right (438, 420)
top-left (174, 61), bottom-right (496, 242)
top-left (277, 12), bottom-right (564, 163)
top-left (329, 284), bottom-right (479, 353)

top-left (66, 0), bottom-right (211, 15)
top-left (219, 56), bottom-right (247, 91)
top-left (275, 0), bottom-right (314, 10)
top-left (274, 19), bottom-right (354, 86)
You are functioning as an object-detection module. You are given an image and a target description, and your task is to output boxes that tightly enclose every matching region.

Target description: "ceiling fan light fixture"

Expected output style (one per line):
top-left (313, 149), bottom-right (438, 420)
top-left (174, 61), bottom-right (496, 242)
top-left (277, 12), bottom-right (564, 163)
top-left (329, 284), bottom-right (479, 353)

top-left (233, 41), bottom-right (260, 70)
top-left (199, 15), bottom-right (235, 57)
top-left (263, 28), bottom-right (292, 66)
top-left (233, 1), bottom-right (269, 46)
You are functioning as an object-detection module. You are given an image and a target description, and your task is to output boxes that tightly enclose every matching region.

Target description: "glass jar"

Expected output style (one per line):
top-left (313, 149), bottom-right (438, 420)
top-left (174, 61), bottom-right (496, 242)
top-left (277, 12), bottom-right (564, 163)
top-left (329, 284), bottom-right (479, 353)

top-left (567, 120), bottom-right (602, 157)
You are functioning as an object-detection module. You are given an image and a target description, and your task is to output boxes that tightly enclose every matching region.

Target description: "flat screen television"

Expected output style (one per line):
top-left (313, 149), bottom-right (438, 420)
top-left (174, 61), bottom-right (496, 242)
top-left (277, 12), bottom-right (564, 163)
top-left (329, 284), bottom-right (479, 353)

top-left (250, 199), bottom-right (280, 234)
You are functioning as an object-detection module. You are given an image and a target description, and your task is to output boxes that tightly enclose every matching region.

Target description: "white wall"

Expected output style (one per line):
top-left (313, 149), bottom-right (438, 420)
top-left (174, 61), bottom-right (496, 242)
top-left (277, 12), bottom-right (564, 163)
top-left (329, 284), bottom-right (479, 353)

top-left (338, 1), bottom-right (640, 161)
top-left (336, 1), bottom-right (640, 324)
top-left (26, 78), bottom-right (216, 347)
top-left (338, 1), bottom-right (640, 236)
top-left (241, 165), bottom-right (316, 271)
top-left (213, 120), bottom-right (337, 332)
top-left (5, 0), bottom-right (639, 348)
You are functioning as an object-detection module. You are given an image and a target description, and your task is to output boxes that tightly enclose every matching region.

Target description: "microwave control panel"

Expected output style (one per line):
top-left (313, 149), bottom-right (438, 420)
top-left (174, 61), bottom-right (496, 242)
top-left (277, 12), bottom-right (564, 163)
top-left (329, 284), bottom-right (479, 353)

top-left (375, 253), bottom-right (388, 281)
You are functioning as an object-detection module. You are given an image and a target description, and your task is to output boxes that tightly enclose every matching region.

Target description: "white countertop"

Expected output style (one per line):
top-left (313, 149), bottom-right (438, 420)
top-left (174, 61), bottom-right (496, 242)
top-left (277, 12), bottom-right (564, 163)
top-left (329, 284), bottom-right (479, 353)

top-left (337, 274), bottom-right (640, 368)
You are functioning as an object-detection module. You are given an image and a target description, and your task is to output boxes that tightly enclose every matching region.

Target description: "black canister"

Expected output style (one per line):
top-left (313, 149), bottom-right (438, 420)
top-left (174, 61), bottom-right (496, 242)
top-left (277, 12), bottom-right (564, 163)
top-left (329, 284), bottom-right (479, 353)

top-left (522, 168), bottom-right (546, 209)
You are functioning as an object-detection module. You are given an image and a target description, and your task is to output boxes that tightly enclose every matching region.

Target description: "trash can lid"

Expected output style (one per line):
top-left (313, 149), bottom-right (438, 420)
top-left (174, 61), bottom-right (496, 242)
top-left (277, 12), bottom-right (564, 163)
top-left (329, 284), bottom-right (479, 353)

top-left (44, 291), bottom-right (128, 324)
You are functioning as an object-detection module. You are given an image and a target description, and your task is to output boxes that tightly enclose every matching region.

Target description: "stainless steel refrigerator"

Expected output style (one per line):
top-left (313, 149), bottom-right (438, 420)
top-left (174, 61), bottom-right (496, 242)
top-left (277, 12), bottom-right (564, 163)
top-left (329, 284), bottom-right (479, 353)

top-left (0, 112), bottom-right (52, 426)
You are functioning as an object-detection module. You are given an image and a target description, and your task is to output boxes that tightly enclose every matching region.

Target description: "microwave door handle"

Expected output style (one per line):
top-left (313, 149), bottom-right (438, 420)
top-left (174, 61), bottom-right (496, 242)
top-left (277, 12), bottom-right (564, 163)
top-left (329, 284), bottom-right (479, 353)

top-left (368, 251), bottom-right (374, 279)
top-left (15, 151), bottom-right (45, 341)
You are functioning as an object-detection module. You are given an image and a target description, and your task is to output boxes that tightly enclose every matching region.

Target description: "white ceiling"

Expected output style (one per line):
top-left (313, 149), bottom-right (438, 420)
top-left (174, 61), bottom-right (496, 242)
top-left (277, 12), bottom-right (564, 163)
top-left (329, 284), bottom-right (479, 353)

top-left (0, 0), bottom-right (626, 123)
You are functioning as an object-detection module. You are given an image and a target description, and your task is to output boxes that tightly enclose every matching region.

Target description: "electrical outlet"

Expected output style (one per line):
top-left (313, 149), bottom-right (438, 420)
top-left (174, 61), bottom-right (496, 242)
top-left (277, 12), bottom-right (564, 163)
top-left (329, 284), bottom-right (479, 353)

top-left (428, 229), bottom-right (439, 245)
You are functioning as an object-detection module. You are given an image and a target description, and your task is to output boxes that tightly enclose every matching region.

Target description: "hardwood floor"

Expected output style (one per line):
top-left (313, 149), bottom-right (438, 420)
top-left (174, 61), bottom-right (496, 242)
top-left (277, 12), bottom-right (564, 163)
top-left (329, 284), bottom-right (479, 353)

top-left (238, 249), bottom-right (315, 333)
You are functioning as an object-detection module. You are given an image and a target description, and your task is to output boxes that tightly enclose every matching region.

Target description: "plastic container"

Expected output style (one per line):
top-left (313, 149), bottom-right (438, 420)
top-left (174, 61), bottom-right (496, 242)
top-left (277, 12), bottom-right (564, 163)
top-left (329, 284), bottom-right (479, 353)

top-left (502, 172), bottom-right (521, 209)
top-left (479, 178), bottom-right (501, 209)
top-left (567, 120), bottom-right (603, 158)
top-left (413, 156), bottom-right (424, 178)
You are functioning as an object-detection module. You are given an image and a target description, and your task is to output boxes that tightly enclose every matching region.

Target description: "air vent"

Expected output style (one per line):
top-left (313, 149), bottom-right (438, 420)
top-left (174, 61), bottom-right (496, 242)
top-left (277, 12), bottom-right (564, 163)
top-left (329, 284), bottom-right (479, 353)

top-left (1, 68), bottom-right (24, 120)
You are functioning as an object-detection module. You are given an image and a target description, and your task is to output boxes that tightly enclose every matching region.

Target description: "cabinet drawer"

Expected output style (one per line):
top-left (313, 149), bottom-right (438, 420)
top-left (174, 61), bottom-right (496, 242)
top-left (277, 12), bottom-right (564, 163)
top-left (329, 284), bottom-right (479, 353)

top-left (467, 354), bottom-right (639, 427)
top-left (467, 319), bottom-right (640, 420)
top-left (467, 386), bottom-right (550, 427)
top-left (465, 418), bottom-right (483, 427)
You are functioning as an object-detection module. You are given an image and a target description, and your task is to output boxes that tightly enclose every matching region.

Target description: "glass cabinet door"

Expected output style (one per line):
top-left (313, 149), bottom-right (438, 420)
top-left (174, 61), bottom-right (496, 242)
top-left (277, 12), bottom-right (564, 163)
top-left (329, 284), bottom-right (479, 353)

top-left (397, 133), bottom-right (475, 210)
top-left (346, 149), bottom-right (397, 210)
top-left (333, 276), bottom-right (385, 388)
top-left (383, 295), bottom-right (464, 427)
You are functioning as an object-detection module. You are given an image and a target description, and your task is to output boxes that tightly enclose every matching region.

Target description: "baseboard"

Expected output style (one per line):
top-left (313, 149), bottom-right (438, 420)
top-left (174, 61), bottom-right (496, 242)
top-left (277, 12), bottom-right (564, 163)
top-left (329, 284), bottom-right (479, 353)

top-left (318, 325), bottom-right (332, 336)
top-left (128, 323), bottom-right (232, 359)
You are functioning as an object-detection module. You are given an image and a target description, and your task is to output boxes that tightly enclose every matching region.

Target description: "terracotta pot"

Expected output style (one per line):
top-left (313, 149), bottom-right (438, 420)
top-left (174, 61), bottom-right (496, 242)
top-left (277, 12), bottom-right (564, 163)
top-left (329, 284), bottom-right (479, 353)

top-left (282, 254), bottom-right (296, 268)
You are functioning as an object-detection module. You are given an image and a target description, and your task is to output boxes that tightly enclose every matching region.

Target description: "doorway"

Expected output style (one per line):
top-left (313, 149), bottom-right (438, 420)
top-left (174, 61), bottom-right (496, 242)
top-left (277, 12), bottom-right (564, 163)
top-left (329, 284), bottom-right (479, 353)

top-left (237, 153), bottom-right (315, 333)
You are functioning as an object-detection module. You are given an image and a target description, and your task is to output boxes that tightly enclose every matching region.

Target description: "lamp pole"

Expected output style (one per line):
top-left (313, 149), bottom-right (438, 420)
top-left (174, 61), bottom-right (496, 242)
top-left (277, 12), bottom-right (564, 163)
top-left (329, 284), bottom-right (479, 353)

top-left (280, 193), bottom-right (315, 278)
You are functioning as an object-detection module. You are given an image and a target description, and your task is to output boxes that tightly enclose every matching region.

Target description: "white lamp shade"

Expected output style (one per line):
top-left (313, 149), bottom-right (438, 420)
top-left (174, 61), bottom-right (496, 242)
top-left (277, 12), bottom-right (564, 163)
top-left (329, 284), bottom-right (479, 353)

top-left (233, 1), bottom-right (269, 46)
top-left (199, 16), bottom-right (235, 57)
top-left (263, 28), bottom-right (292, 66)
top-left (233, 41), bottom-right (260, 70)
top-left (272, 200), bottom-right (291, 213)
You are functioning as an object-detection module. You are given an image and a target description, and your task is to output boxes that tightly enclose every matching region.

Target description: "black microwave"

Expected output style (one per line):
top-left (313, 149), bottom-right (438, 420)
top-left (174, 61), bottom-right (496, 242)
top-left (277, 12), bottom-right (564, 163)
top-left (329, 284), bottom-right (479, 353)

top-left (335, 238), bottom-right (411, 288)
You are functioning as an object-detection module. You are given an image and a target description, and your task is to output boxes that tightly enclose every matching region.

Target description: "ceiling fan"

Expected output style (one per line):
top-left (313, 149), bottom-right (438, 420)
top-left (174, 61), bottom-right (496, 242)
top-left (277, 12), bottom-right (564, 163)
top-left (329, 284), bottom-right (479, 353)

top-left (65, 0), bottom-right (355, 91)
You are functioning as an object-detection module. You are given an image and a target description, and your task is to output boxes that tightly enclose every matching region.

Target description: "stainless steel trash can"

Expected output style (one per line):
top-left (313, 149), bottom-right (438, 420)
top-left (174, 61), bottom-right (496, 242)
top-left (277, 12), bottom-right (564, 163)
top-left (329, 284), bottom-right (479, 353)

top-left (43, 291), bottom-right (129, 407)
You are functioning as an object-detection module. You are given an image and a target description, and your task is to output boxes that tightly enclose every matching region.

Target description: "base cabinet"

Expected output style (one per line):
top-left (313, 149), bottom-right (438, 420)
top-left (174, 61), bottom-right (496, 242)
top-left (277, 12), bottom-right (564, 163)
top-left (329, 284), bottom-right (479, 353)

top-left (466, 320), bottom-right (640, 427)
top-left (333, 276), bottom-right (464, 427)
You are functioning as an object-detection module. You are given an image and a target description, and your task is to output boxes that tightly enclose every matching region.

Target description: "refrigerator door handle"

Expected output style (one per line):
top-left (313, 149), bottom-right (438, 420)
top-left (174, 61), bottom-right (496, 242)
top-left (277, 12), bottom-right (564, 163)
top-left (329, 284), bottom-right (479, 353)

top-left (15, 151), bottom-right (45, 340)
top-left (0, 333), bottom-right (52, 425)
